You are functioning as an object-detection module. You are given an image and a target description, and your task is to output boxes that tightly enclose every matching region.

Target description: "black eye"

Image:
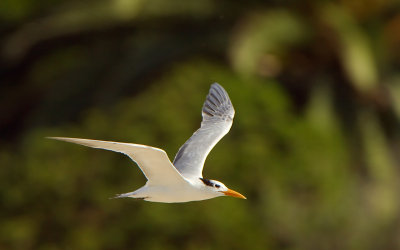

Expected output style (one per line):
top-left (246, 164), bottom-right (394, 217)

top-left (215, 184), bottom-right (221, 188)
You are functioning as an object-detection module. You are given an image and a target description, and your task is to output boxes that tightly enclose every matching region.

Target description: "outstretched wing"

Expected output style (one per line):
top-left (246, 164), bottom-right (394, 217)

top-left (48, 137), bottom-right (188, 185)
top-left (173, 83), bottom-right (235, 180)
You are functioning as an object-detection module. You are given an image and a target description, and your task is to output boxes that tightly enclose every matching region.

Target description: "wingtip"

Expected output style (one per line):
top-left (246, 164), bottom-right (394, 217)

top-left (209, 82), bottom-right (229, 98)
top-left (46, 137), bottom-right (79, 143)
top-left (202, 82), bottom-right (234, 120)
top-left (210, 82), bottom-right (224, 92)
top-left (46, 136), bottom-right (63, 140)
top-left (211, 82), bottom-right (221, 87)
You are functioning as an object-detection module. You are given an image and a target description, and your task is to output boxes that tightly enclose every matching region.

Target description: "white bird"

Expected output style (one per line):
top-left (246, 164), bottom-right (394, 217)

top-left (48, 83), bottom-right (246, 203)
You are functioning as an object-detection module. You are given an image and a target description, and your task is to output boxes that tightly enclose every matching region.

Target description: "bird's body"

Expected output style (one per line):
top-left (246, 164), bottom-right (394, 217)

top-left (121, 178), bottom-right (222, 203)
top-left (48, 83), bottom-right (245, 203)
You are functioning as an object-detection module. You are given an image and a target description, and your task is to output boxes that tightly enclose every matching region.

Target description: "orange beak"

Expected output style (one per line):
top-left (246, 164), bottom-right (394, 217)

top-left (222, 189), bottom-right (246, 199)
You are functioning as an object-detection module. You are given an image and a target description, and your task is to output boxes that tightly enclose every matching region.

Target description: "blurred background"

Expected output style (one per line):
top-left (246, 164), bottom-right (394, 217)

top-left (1, 0), bottom-right (400, 249)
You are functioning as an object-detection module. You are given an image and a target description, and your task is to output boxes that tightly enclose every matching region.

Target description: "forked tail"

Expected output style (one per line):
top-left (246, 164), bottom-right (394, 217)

top-left (110, 189), bottom-right (148, 200)
top-left (110, 191), bottom-right (136, 199)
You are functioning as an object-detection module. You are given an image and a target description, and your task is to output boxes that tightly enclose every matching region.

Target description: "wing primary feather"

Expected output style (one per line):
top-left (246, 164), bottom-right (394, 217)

top-left (47, 137), bottom-right (187, 185)
top-left (173, 83), bottom-right (234, 180)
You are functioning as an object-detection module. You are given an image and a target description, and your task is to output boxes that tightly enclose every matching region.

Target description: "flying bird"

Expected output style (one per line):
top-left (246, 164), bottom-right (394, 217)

top-left (48, 83), bottom-right (245, 203)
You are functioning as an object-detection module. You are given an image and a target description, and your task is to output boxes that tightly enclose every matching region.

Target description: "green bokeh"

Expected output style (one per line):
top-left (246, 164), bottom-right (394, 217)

top-left (1, 1), bottom-right (400, 249)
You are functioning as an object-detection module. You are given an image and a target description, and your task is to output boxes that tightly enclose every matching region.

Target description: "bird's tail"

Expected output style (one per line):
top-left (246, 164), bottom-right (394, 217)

top-left (110, 190), bottom-right (148, 200)
top-left (110, 191), bottom-right (136, 199)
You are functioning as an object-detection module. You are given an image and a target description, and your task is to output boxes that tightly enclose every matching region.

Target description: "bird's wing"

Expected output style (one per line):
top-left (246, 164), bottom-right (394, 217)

top-left (48, 137), bottom-right (188, 185)
top-left (173, 83), bottom-right (235, 180)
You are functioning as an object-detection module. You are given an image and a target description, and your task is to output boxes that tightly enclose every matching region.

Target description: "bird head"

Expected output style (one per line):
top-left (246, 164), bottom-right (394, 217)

top-left (200, 178), bottom-right (246, 199)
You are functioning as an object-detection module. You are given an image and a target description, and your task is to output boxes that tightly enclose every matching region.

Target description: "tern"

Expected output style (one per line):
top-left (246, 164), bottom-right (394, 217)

top-left (48, 83), bottom-right (246, 203)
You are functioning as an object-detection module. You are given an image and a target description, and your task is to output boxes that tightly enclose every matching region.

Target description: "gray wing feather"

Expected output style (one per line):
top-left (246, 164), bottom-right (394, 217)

top-left (173, 83), bottom-right (234, 180)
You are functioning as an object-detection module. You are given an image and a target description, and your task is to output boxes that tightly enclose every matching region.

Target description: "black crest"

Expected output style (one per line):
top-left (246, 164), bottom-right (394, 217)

top-left (200, 178), bottom-right (214, 187)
